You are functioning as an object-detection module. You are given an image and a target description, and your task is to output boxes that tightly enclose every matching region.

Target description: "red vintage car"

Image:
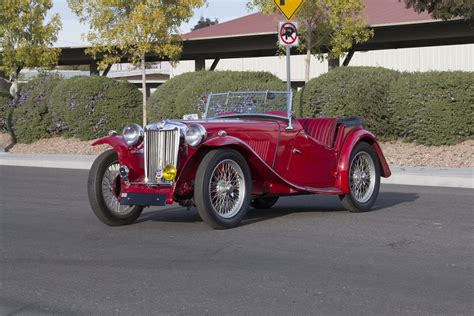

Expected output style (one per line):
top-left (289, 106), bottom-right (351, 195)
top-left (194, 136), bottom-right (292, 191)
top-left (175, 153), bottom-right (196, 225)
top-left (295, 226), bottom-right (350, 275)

top-left (88, 91), bottom-right (391, 229)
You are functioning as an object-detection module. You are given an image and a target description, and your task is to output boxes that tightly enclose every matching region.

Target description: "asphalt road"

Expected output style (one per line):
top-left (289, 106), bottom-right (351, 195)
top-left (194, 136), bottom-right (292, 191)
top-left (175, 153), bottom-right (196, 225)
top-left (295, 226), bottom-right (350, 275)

top-left (1, 166), bottom-right (473, 315)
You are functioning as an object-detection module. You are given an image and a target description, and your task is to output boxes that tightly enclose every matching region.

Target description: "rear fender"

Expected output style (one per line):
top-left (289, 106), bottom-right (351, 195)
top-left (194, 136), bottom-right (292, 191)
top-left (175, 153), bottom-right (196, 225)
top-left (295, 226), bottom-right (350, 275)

top-left (336, 129), bottom-right (391, 193)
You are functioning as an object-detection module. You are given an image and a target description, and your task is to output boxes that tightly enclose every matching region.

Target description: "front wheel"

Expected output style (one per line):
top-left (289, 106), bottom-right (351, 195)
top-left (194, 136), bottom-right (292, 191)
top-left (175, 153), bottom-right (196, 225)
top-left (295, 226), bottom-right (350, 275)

top-left (340, 142), bottom-right (380, 213)
top-left (88, 149), bottom-right (143, 226)
top-left (194, 149), bottom-right (252, 229)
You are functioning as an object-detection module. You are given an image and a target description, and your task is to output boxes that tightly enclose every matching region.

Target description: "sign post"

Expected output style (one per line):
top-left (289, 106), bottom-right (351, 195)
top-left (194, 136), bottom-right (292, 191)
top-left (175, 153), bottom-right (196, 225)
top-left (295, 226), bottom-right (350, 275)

top-left (286, 46), bottom-right (291, 93)
top-left (275, 1), bottom-right (303, 129)
top-left (278, 21), bottom-right (299, 93)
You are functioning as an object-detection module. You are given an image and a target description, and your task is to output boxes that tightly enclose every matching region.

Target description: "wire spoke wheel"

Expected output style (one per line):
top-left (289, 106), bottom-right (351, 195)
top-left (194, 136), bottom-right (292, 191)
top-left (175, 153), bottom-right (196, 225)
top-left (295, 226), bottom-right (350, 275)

top-left (209, 159), bottom-right (245, 219)
top-left (101, 162), bottom-right (135, 216)
top-left (349, 152), bottom-right (376, 204)
top-left (88, 149), bottom-right (143, 226)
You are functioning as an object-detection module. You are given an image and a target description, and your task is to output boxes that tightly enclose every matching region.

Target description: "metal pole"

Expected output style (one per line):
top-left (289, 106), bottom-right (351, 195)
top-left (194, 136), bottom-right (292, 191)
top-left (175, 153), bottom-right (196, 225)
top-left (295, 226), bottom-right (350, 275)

top-left (286, 45), bottom-right (291, 93)
top-left (285, 45), bottom-right (293, 130)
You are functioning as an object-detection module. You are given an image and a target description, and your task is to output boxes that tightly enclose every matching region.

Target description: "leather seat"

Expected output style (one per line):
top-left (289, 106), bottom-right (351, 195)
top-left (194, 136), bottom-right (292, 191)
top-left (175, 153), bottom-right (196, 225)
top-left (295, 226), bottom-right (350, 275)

top-left (298, 118), bottom-right (338, 148)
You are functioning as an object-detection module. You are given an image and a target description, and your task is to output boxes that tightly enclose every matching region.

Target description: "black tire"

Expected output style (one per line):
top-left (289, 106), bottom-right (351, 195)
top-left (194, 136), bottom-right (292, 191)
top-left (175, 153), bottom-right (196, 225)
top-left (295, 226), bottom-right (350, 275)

top-left (88, 149), bottom-right (143, 226)
top-left (251, 196), bottom-right (279, 209)
top-left (339, 142), bottom-right (380, 213)
top-left (194, 149), bottom-right (252, 229)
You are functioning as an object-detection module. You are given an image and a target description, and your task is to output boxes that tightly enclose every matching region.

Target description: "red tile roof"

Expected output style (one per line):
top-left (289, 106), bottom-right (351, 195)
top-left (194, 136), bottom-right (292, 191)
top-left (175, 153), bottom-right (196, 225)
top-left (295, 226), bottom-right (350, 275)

top-left (184, 0), bottom-right (432, 40)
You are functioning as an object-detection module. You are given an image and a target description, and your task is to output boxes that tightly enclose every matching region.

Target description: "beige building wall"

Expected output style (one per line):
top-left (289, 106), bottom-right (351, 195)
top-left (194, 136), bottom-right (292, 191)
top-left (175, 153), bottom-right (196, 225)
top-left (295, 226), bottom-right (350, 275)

top-left (171, 44), bottom-right (474, 80)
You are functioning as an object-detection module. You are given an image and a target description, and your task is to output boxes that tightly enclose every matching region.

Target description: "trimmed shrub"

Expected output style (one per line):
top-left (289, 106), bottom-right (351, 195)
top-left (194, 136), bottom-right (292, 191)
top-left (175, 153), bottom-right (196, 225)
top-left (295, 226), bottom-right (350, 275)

top-left (0, 91), bottom-right (13, 133)
top-left (48, 76), bottom-right (142, 140)
top-left (11, 74), bottom-right (63, 143)
top-left (148, 71), bottom-right (286, 120)
top-left (389, 71), bottom-right (474, 145)
top-left (296, 67), bottom-right (401, 139)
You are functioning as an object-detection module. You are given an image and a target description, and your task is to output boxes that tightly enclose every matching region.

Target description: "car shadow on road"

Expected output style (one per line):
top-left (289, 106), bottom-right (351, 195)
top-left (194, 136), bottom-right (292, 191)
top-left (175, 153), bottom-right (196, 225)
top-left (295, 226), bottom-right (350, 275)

top-left (136, 192), bottom-right (419, 226)
top-left (374, 191), bottom-right (419, 210)
top-left (137, 207), bottom-right (202, 224)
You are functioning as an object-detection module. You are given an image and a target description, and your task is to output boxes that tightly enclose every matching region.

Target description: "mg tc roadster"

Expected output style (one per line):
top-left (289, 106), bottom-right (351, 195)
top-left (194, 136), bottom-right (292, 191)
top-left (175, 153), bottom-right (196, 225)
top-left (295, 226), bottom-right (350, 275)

top-left (88, 91), bottom-right (391, 229)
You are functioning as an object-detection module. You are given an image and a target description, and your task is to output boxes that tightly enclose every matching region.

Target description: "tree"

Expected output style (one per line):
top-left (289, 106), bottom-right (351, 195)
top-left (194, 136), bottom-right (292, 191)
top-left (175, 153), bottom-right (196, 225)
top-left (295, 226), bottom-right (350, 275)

top-left (0, 0), bottom-right (62, 97)
top-left (68, 0), bottom-right (206, 126)
top-left (192, 16), bottom-right (219, 31)
top-left (248, 0), bottom-right (373, 82)
top-left (402, 0), bottom-right (473, 21)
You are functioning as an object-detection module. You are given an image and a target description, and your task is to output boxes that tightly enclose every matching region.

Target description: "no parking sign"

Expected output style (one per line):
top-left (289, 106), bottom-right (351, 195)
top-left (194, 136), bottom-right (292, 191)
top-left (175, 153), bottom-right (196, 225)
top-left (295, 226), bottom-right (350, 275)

top-left (279, 21), bottom-right (299, 47)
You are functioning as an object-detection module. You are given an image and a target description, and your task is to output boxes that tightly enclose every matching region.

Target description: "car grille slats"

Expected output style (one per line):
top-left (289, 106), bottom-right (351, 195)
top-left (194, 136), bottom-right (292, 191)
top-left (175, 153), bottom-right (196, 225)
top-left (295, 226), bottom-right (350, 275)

top-left (145, 128), bottom-right (180, 183)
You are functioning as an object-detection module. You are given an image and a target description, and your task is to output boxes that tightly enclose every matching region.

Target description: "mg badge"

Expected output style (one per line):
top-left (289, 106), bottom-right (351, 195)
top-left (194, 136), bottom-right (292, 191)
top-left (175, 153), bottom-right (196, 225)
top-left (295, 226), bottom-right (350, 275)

top-left (157, 120), bottom-right (166, 129)
top-left (155, 169), bottom-right (163, 181)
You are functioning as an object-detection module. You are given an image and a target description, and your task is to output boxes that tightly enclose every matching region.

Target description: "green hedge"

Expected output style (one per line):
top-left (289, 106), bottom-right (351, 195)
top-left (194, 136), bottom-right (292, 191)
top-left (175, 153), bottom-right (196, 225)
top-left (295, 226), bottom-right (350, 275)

top-left (148, 71), bottom-right (286, 120)
top-left (5, 68), bottom-right (472, 146)
top-left (0, 91), bottom-right (12, 134)
top-left (11, 74), bottom-right (64, 143)
top-left (389, 71), bottom-right (474, 145)
top-left (296, 67), bottom-right (401, 139)
top-left (48, 76), bottom-right (142, 140)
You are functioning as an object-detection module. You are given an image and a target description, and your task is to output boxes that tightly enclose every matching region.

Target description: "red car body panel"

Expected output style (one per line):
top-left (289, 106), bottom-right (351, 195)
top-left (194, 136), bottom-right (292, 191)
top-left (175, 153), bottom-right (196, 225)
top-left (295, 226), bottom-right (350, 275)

top-left (92, 116), bottom-right (391, 204)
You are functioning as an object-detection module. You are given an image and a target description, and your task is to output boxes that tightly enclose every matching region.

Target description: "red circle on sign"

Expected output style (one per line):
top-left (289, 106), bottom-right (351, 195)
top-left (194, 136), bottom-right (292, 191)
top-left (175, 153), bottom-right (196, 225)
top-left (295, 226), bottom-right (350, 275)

top-left (280, 22), bottom-right (298, 45)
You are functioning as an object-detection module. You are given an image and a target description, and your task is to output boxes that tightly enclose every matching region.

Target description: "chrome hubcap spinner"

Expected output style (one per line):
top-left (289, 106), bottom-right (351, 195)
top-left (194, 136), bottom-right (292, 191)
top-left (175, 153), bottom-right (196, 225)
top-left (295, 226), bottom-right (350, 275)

top-left (209, 159), bottom-right (245, 219)
top-left (349, 152), bottom-right (376, 204)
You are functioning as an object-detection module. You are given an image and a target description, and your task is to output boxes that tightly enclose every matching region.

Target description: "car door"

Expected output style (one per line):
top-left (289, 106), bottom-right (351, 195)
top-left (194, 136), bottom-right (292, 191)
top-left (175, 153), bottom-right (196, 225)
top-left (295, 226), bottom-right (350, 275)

top-left (285, 131), bottom-right (337, 187)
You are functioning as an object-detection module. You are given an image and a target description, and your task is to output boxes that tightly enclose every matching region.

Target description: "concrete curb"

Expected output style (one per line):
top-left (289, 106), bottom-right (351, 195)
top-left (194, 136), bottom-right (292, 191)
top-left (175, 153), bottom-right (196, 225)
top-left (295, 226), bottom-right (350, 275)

top-left (0, 153), bottom-right (95, 170)
top-left (1, 153), bottom-right (472, 189)
top-left (382, 166), bottom-right (473, 189)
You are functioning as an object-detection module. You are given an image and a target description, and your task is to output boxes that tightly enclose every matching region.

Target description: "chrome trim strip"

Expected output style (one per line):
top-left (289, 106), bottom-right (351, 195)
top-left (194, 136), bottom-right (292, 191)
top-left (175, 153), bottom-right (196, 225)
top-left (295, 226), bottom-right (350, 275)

top-left (129, 182), bottom-right (173, 187)
top-left (144, 129), bottom-right (148, 182)
top-left (210, 113), bottom-right (290, 121)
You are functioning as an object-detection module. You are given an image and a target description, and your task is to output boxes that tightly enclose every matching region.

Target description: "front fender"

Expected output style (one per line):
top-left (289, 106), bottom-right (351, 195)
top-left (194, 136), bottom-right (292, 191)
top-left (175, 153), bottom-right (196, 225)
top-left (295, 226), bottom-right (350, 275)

top-left (336, 129), bottom-right (391, 193)
top-left (91, 135), bottom-right (144, 180)
top-left (91, 135), bottom-right (129, 163)
top-left (176, 136), bottom-right (303, 196)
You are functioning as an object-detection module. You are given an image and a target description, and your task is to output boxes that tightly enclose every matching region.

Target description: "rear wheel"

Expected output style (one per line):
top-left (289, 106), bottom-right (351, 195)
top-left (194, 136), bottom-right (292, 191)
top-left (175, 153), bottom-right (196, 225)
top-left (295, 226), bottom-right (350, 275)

top-left (340, 142), bottom-right (380, 213)
top-left (251, 196), bottom-right (279, 209)
top-left (194, 149), bottom-right (252, 229)
top-left (88, 149), bottom-right (143, 226)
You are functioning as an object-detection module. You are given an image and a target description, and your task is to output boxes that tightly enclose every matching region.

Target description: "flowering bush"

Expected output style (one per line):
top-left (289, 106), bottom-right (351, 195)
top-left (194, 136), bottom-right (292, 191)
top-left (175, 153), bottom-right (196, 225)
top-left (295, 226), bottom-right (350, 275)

top-left (11, 74), bottom-right (63, 143)
top-left (48, 76), bottom-right (142, 140)
top-left (0, 91), bottom-right (12, 133)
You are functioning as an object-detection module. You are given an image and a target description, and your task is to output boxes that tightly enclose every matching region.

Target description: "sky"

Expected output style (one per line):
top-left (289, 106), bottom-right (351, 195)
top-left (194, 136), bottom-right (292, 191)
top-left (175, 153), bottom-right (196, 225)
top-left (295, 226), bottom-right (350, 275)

top-left (49, 0), bottom-right (256, 47)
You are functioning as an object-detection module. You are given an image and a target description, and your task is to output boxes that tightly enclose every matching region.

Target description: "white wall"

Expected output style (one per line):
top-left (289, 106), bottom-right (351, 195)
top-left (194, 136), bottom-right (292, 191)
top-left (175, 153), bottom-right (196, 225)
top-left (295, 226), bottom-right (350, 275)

top-left (349, 44), bottom-right (474, 72)
top-left (171, 55), bottom-right (328, 82)
top-left (171, 44), bottom-right (474, 80)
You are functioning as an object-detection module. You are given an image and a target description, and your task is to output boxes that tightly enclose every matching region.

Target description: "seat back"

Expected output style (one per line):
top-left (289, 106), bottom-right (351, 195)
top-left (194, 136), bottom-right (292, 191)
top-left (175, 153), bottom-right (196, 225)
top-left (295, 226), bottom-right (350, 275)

top-left (298, 118), bottom-right (338, 148)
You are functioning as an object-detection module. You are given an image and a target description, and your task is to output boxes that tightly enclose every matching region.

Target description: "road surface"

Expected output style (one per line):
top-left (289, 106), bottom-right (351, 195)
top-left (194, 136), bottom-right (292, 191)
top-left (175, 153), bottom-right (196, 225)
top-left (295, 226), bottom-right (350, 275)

top-left (1, 166), bottom-right (473, 315)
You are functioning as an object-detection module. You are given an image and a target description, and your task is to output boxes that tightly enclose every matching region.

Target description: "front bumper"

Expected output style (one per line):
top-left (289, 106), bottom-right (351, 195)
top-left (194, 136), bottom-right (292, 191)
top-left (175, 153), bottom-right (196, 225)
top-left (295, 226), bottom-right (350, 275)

top-left (120, 182), bottom-right (174, 206)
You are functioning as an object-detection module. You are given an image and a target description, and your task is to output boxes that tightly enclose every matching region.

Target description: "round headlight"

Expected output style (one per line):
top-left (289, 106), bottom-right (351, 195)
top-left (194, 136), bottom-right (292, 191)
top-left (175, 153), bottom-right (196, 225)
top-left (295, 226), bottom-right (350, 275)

top-left (122, 123), bottom-right (144, 147)
top-left (185, 124), bottom-right (206, 147)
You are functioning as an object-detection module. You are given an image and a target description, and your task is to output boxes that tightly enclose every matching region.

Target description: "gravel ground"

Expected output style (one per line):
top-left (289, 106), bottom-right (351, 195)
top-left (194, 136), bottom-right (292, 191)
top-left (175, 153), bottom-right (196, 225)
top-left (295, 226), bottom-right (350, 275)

top-left (1, 133), bottom-right (473, 168)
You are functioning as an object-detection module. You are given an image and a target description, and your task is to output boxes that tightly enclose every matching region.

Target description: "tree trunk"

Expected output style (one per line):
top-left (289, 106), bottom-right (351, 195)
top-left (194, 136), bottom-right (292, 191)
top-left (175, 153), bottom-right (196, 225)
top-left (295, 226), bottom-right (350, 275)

top-left (141, 54), bottom-right (147, 127)
top-left (304, 34), bottom-right (312, 83)
top-left (9, 79), bottom-right (18, 98)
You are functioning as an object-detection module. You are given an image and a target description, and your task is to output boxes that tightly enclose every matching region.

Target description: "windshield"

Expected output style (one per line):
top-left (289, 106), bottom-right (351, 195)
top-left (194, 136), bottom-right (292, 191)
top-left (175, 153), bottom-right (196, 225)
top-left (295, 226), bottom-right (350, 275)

top-left (204, 91), bottom-right (291, 119)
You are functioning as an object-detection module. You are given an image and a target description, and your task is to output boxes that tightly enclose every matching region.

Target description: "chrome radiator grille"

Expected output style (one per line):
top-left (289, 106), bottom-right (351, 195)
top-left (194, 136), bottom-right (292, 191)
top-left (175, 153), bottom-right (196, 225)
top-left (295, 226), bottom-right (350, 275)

top-left (144, 128), bottom-right (180, 183)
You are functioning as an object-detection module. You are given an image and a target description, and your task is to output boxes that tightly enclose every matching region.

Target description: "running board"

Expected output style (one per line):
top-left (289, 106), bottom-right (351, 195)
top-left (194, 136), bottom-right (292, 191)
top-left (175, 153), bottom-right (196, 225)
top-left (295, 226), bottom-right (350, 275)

top-left (302, 187), bottom-right (343, 195)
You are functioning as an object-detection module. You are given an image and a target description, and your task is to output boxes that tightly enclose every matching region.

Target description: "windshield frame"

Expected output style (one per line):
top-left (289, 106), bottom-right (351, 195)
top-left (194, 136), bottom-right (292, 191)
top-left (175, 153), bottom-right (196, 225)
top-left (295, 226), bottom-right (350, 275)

top-left (203, 90), bottom-right (293, 129)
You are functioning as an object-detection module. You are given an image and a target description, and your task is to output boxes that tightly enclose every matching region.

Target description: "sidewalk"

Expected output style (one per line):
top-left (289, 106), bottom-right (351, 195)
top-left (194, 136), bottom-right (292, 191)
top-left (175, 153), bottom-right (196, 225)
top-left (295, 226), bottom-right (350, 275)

top-left (1, 153), bottom-right (472, 189)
